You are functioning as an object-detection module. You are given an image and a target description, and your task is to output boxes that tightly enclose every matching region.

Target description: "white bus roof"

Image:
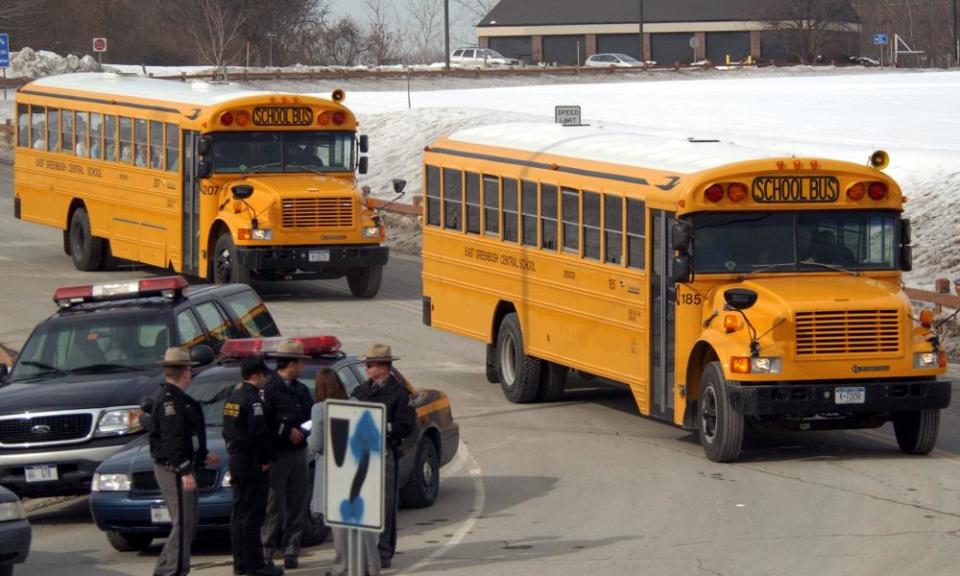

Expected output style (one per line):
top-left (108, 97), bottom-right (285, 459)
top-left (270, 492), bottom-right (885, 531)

top-left (447, 122), bottom-right (780, 175)
top-left (25, 73), bottom-right (271, 107)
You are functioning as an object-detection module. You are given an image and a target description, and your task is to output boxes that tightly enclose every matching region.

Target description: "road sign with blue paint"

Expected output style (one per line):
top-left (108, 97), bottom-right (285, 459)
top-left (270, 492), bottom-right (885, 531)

top-left (324, 399), bottom-right (385, 532)
top-left (0, 34), bottom-right (10, 68)
top-left (873, 34), bottom-right (889, 46)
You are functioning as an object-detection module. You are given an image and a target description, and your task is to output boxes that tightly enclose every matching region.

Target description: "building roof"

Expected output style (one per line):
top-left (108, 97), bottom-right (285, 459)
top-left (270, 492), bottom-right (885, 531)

top-left (479, 0), bottom-right (857, 27)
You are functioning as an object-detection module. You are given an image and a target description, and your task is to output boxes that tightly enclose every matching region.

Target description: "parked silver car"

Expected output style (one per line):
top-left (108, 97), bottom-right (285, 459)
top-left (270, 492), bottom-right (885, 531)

top-left (585, 53), bottom-right (645, 67)
top-left (450, 47), bottom-right (520, 67)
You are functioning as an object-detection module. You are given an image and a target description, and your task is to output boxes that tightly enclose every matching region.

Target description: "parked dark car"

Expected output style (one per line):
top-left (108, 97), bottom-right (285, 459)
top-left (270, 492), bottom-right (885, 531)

top-left (0, 485), bottom-right (31, 576)
top-left (89, 335), bottom-right (459, 552)
top-left (0, 276), bottom-right (280, 497)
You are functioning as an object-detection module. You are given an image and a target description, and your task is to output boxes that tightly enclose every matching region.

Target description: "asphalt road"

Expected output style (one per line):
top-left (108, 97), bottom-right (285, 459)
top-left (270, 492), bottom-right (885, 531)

top-left (2, 164), bottom-right (960, 576)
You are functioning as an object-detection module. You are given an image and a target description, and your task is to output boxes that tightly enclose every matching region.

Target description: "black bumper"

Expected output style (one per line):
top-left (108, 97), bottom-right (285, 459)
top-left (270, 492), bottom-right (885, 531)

top-left (0, 519), bottom-right (31, 565)
top-left (728, 379), bottom-right (952, 417)
top-left (237, 244), bottom-right (388, 278)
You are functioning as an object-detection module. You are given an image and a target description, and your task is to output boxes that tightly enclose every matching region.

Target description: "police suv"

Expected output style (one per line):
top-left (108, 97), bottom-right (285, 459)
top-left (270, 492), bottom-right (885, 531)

top-left (0, 276), bottom-right (279, 497)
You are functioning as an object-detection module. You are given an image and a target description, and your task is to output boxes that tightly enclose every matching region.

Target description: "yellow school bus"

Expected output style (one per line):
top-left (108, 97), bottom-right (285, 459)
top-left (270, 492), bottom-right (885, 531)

top-left (13, 73), bottom-right (388, 297)
top-left (421, 122), bottom-right (951, 462)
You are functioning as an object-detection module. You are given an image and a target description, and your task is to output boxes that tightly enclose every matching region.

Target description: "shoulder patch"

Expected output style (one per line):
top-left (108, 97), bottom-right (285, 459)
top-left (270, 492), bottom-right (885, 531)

top-left (163, 401), bottom-right (176, 416)
top-left (223, 402), bottom-right (240, 418)
top-left (252, 402), bottom-right (264, 416)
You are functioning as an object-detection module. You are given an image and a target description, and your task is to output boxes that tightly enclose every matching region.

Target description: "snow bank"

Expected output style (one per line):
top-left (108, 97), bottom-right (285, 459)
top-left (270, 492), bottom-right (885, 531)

top-left (8, 48), bottom-right (102, 79)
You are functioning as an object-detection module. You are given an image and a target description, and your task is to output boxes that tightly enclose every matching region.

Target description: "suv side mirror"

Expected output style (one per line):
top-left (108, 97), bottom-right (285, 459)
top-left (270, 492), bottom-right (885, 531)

top-left (190, 344), bottom-right (216, 366)
top-left (358, 156), bottom-right (368, 175)
top-left (900, 218), bottom-right (911, 245)
top-left (198, 160), bottom-right (212, 179)
top-left (359, 134), bottom-right (369, 154)
top-left (392, 179), bottom-right (406, 194)
top-left (671, 220), bottom-right (693, 251)
top-left (197, 136), bottom-right (213, 157)
top-left (672, 254), bottom-right (693, 283)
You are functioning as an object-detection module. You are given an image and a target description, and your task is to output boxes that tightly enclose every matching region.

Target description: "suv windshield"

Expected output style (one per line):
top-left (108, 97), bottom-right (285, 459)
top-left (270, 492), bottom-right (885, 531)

top-left (211, 131), bottom-right (355, 174)
top-left (11, 312), bottom-right (171, 381)
top-left (691, 211), bottom-right (899, 274)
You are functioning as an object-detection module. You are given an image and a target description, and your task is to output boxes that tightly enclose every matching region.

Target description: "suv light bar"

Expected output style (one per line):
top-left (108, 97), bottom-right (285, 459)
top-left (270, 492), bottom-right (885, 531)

top-left (53, 275), bottom-right (189, 307)
top-left (221, 335), bottom-right (342, 358)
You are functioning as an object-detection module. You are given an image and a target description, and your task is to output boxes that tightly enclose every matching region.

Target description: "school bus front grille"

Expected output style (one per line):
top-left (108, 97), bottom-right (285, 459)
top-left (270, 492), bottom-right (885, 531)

top-left (795, 309), bottom-right (900, 356)
top-left (281, 197), bottom-right (354, 229)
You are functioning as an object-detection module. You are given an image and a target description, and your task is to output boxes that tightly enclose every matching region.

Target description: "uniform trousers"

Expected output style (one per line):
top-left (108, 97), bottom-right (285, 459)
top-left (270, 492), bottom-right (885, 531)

top-left (229, 456), bottom-right (270, 572)
top-left (154, 464), bottom-right (199, 576)
top-left (379, 450), bottom-right (399, 563)
top-left (261, 447), bottom-right (308, 559)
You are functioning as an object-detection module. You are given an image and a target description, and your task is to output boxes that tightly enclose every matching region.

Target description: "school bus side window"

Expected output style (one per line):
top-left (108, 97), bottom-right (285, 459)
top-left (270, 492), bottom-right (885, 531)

top-left (31, 105), bottom-right (45, 150)
top-left (502, 178), bottom-right (519, 243)
top-left (521, 180), bottom-right (537, 247)
top-left (90, 113), bottom-right (103, 160)
top-left (119, 117), bottom-right (133, 163)
top-left (604, 194), bottom-right (623, 264)
top-left (562, 188), bottom-right (579, 253)
top-left (443, 167), bottom-right (463, 231)
top-left (150, 120), bottom-right (163, 170)
top-left (134, 119), bottom-right (148, 167)
top-left (425, 165), bottom-right (441, 227)
top-left (627, 199), bottom-right (646, 269)
top-left (465, 172), bottom-right (481, 235)
top-left (483, 175), bottom-right (500, 237)
top-left (583, 191), bottom-right (601, 260)
top-left (104, 115), bottom-right (118, 162)
top-left (75, 111), bottom-right (89, 157)
top-left (16, 104), bottom-right (28, 147)
top-left (61, 109), bottom-right (74, 154)
top-left (541, 184), bottom-right (558, 250)
top-left (46, 108), bottom-right (59, 152)
top-left (165, 123), bottom-right (179, 172)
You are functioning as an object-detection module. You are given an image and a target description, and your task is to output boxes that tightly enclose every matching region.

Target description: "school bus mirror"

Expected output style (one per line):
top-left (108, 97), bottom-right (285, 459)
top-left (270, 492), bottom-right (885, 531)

top-left (392, 179), bottom-right (407, 194)
top-left (672, 254), bottom-right (693, 284)
top-left (190, 344), bottom-right (216, 367)
top-left (900, 218), bottom-right (912, 245)
top-left (231, 184), bottom-right (254, 200)
top-left (671, 220), bottom-right (694, 251)
top-left (724, 288), bottom-right (758, 311)
top-left (197, 136), bottom-right (213, 157)
top-left (899, 245), bottom-right (913, 272)
top-left (358, 156), bottom-right (369, 175)
top-left (359, 134), bottom-right (369, 154)
top-left (198, 160), bottom-right (212, 179)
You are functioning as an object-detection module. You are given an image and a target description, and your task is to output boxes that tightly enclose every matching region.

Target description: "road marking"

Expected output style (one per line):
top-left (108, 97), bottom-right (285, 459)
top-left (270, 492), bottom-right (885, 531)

top-left (398, 442), bottom-right (485, 575)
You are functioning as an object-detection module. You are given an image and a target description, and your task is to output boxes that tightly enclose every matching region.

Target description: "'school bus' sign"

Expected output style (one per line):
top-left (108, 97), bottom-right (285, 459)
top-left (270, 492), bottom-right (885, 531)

top-left (252, 106), bottom-right (314, 127)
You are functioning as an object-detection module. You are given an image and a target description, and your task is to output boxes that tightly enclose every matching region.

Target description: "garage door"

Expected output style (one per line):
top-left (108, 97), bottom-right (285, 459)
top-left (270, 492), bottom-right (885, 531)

top-left (706, 32), bottom-right (750, 64)
top-left (760, 31), bottom-right (793, 63)
top-left (489, 37), bottom-right (533, 64)
top-left (651, 33), bottom-right (694, 65)
top-left (596, 34), bottom-right (642, 60)
top-left (543, 35), bottom-right (587, 66)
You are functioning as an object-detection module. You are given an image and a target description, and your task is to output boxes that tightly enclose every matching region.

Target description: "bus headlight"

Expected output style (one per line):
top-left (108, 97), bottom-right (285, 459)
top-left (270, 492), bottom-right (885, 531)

top-left (731, 356), bottom-right (782, 375)
top-left (92, 473), bottom-right (131, 492)
top-left (252, 229), bottom-right (273, 241)
top-left (914, 351), bottom-right (944, 369)
top-left (363, 226), bottom-right (380, 238)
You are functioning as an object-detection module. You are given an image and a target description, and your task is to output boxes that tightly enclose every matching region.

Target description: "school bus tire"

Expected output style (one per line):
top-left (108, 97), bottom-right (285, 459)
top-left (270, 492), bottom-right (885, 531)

top-left (496, 313), bottom-right (542, 403)
top-left (698, 361), bottom-right (744, 463)
top-left (347, 265), bottom-right (382, 298)
top-left (62, 229), bottom-right (72, 256)
top-left (485, 344), bottom-right (499, 383)
top-left (212, 231), bottom-right (251, 284)
top-left (892, 409), bottom-right (940, 455)
top-left (69, 207), bottom-right (104, 271)
top-left (537, 362), bottom-right (568, 402)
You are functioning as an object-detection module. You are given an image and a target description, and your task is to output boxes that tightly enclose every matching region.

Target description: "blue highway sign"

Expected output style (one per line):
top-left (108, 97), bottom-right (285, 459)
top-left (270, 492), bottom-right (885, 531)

top-left (0, 33), bottom-right (10, 68)
top-left (873, 34), bottom-right (889, 46)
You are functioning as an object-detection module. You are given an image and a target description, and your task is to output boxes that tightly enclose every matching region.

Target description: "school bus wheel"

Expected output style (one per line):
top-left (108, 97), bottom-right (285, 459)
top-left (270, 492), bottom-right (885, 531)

top-left (496, 313), bottom-right (542, 403)
top-left (69, 206), bottom-right (105, 272)
top-left (212, 231), bottom-right (251, 284)
top-left (892, 409), bottom-right (940, 455)
top-left (485, 344), bottom-right (500, 383)
top-left (698, 361), bottom-right (744, 463)
top-left (346, 265), bottom-right (383, 298)
top-left (537, 362), bottom-right (568, 402)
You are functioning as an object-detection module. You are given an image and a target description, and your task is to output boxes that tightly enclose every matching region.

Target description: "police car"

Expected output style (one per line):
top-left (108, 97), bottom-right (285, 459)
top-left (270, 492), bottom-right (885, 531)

top-left (89, 335), bottom-right (459, 552)
top-left (0, 276), bottom-right (280, 497)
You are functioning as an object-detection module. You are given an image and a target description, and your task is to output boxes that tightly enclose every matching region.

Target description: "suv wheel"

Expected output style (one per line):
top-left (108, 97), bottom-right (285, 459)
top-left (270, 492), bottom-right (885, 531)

top-left (400, 438), bottom-right (440, 508)
top-left (105, 530), bottom-right (152, 552)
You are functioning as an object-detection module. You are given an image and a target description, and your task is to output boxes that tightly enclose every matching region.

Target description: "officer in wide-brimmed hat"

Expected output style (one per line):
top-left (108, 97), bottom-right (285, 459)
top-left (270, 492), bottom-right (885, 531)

top-left (351, 343), bottom-right (416, 569)
top-left (149, 347), bottom-right (219, 576)
top-left (261, 340), bottom-right (315, 570)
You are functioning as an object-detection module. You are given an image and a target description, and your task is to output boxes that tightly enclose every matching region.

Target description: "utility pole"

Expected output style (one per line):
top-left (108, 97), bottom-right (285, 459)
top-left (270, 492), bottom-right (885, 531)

top-left (954, 0), bottom-right (959, 68)
top-left (444, 0), bottom-right (451, 71)
top-left (637, 0), bottom-right (645, 63)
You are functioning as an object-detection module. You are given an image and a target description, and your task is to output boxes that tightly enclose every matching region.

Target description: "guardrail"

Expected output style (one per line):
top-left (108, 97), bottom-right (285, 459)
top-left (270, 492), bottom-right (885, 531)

top-left (906, 279), bottom-right (960, 314)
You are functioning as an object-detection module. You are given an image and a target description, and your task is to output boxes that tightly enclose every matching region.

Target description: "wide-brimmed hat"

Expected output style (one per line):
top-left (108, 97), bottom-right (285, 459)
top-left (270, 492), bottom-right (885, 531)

top-left (361, 343), bottom-right (400, 363)
top-left (156, 347), bottom-right (198, 367)
top-left (267, 340), bottom-right (310, 360)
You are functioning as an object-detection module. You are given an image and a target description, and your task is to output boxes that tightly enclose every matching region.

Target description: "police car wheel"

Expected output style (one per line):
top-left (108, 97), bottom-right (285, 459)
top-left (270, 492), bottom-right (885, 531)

top-left (105, 530), bottom-right (152, 552)
top-left (400, 438), bottom-right (439, 508)
top-left (893, 409), bottom-right (940, 455)
top-left (496, 313), bottom-right (542, 403)
top-left (698, 361), bottom-right (744, 463)
top-left (69, 207), bottom-right (104, 271)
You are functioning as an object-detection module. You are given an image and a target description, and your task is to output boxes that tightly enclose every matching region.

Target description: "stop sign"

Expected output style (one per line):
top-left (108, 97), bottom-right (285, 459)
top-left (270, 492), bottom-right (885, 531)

top-left (92, 37), bottom-right (107, 53)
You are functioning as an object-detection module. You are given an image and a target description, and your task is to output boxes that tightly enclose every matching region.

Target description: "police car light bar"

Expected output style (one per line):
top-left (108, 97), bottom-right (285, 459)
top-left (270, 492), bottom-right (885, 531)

top-left (221, 335), bottom-right (343, 358)
top-left (53, 275), bottom-right (189, 307)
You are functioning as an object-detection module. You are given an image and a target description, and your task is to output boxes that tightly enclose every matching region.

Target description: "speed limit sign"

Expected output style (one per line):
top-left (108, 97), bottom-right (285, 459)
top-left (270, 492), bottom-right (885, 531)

top-left (92, 37), bottom-right (107, 53)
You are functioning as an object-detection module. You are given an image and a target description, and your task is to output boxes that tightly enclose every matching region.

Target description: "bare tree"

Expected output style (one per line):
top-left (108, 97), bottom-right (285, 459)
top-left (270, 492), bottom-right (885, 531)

top-left (765, 0), bottom-right (858, 63)
top-left (364, 0), bottom-right (399, 65)
top-left (453, 0), bottom-right (498, 23)
top-left (854, 0), bottom-right (957, 67)
top-left (165, 0), bottom-right (246, 73)
top-left (405, 0), bottom-right (443, 64)
top-left (0, 0), bottom-right (44, 30)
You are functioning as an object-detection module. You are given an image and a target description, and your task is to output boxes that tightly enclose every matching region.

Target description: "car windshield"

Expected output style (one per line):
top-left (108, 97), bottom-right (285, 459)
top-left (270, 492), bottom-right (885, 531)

top-left (211, 131), bottom-right (355, 174)
top-left (11, 312), bottom-right (170, 381)
top-left (690, 211), bottom-right (899, 274)
top-left (481, 49), bottom-right (505, 58)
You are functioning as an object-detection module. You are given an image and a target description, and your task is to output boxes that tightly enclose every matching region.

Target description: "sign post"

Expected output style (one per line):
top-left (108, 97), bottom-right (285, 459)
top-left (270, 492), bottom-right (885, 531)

top-left (689, 35), bottom-right (700, 64)
top-left (92, 37), bottom-right (107, 71)
top-left (324, 400), bottom-right (385, 576)
top-left (0, 33), bottom-right (10, 102)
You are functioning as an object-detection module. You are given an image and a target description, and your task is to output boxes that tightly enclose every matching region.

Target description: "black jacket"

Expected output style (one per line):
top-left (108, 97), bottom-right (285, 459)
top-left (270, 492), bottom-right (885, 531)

top-left (265, 372), bottom-right (314, 451)
top-left (148, 382), bottom-right (207, 476)
top-left (222, 381), bottom-right (273, 467)
top-left (351, 374), bottom-right (416, 453)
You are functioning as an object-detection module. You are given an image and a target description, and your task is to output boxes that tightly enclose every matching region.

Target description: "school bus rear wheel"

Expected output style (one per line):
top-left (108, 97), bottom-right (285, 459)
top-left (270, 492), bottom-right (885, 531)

top-left (496, 313), bottom-right (542, 403)
top-left (69, 207), bottom-right (105, 272)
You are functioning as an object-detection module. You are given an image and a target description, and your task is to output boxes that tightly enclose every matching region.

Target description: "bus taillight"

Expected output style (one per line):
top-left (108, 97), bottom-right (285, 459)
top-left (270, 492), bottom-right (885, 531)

top-left (727, 183), bottom-right (748, 202)
top-left (220, 111), bottom-right (234, 126)
top-left (868, 182), bottom-right (888, 200)
top-left (847, 183), bottom-right (866, 201)
top-left (705, 184), bottom-right (724, 202)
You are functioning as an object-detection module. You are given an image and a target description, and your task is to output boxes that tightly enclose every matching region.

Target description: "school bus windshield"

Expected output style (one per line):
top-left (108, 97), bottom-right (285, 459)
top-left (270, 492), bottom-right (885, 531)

top-left (691, 211), bottom-right (899, 274)
top-left (211, 131), bottom-right (355, 174)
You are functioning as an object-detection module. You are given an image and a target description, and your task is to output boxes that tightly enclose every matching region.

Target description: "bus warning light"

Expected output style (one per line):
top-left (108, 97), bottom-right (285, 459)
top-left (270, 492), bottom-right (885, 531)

top-left (868, 182), bottom-right (888, 200)
top-left (919, 308), bottom-right (934, 328)
top-left (235, 111), bottom-right (250, 127)
top-left (705, 184), bottom-right (724, 202)
top-left (793, 159), bottom-right (803, 170)
top-left (731, 357), bottom-right (751, 374)
top-left (318, 112), bottom-right (331, 126)
top-left (847, 183), bottom-right (866, 201)
top-left (220, 111), bottom-right (234, 126)
top-left (333, 112), bottom-right (346, 125)
top-left (723, 314), bottom-right (740, 333)
top-left (727, 183), bottom-right (748, 202)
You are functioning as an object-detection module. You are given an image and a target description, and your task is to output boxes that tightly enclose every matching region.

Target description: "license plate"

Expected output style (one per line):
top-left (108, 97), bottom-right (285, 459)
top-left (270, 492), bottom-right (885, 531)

top-left (751, 176), bottom-right (840, 204)
top-left (309, 249), bottom-right (330, 263)
top-left (151, 505), bottom-right (172, 524)
top-left (24, 464), bottom-right (58, 482)
top-left (835, 386), bottom-right (866, 405)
